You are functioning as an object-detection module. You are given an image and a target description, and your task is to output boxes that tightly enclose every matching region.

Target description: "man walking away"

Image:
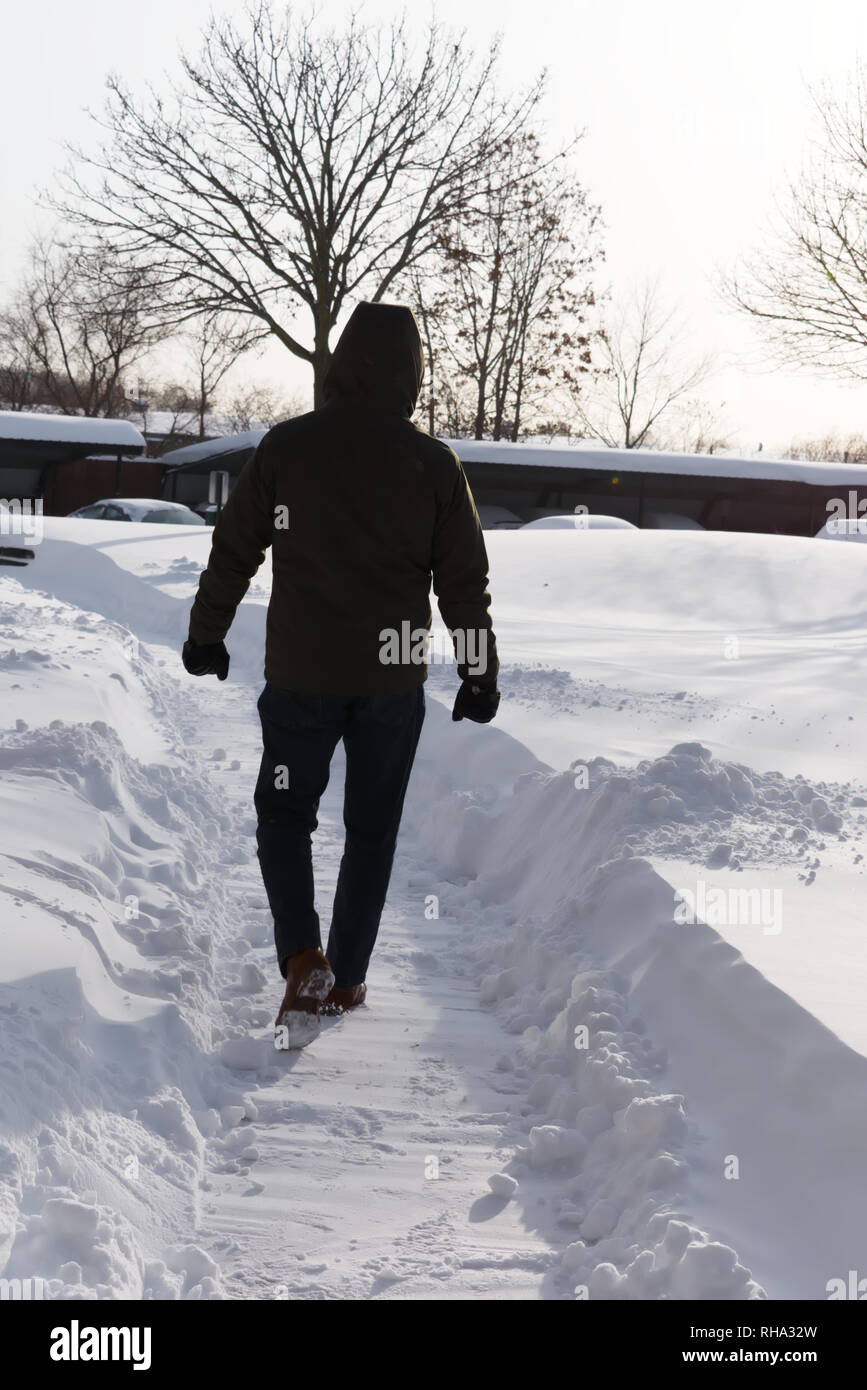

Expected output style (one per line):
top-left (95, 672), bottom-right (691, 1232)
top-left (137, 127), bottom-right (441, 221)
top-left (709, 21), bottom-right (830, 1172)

top-left (182, 302), bottom-right (499, 1049)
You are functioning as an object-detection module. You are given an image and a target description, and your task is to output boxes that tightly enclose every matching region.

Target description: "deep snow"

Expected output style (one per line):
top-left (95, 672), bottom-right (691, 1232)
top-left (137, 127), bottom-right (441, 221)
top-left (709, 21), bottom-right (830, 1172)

top-left (1, 518), bottom-right (866, 1298)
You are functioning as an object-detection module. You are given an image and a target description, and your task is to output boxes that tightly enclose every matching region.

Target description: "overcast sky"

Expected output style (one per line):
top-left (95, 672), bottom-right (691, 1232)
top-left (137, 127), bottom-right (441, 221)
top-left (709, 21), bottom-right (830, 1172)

top-left (4, 0), bottom-right (867, 449)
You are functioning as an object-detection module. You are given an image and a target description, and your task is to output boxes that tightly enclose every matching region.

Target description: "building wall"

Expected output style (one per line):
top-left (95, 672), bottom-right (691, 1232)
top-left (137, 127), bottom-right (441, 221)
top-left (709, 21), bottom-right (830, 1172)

top-left (462, 461), bottom-right (866, 537)
top-left (45, 456), bottom-right (167, 515)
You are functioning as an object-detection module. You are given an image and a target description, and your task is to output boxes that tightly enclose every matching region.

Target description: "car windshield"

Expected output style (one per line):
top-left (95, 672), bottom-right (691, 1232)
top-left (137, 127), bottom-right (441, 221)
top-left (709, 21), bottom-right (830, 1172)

top-left (142, 508), bottom-right (205, 525)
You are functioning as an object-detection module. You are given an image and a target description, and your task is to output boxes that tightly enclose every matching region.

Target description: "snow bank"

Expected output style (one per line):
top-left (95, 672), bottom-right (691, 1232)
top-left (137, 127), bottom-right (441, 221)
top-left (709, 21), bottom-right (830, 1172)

top-left (404, 719), bottom-right (867, 1298)
top-left (472, 528), bottom-right (867, 785)
top-left (3, 512), bottom-right (867, 1301)
top-left (0, 578), bottom-right (272, 1298)
top-left (14, 524), bottom-right (268, 686)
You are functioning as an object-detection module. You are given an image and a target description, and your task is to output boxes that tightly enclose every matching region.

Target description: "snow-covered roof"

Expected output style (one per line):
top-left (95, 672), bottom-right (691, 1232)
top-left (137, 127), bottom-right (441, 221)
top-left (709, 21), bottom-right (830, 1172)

top-left (154, 426), bottom-right (867, 491)
top-left (0, 411), bottom-right (146, 451)
top-left (129, 408), bottom-right (287, 438)
top-left (444, 438), bottom-right (867, 488)
top-left (161, 430), bottom-right (266, 467)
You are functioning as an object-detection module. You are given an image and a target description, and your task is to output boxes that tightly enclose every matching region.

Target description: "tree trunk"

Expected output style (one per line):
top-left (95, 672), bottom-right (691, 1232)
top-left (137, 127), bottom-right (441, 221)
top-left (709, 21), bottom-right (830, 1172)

top-left (421, 313), bottom-right (436, 436)
top-left (512, 358), bottom-right (524, 441)
top-left (412, 293), bottom-right (437, 435)
top-left (311, 307), bottom-right (333, 409)
top-left (473, 368), bottom-right (487, 439)
top-left (311, 349), bottom-right (331, 408)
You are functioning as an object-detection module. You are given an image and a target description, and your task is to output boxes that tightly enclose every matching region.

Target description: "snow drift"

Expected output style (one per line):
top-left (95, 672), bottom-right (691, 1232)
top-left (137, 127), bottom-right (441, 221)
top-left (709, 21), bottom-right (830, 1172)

top-left (0, 517), bottom-right (865, 1298)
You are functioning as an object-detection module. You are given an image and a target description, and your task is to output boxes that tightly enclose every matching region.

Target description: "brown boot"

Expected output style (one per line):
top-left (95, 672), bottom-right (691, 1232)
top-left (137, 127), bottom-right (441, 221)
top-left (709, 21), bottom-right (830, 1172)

top-left (322, 982), bottom-right (367, 1016)
top-left (275, 947), bottom-right (335, 1027)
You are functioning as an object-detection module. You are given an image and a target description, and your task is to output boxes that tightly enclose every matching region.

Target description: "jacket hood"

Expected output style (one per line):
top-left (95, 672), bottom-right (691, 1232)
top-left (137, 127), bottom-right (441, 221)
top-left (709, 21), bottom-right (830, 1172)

top-left (323, 302), bottom-right (424, 418)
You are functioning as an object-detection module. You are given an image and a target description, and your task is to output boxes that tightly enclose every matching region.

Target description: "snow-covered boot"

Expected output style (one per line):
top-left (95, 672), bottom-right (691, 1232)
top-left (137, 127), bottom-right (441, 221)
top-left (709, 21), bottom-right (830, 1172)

top-left (274, 947), bottom-right (335, 1050)
top-left (322, 983), bottom-right (367, 1016)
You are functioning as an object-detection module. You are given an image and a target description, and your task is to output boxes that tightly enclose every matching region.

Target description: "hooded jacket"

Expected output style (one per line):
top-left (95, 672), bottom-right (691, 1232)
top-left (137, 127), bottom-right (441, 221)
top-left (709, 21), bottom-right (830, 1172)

top-left (188, 301), bottom-right (499, 695)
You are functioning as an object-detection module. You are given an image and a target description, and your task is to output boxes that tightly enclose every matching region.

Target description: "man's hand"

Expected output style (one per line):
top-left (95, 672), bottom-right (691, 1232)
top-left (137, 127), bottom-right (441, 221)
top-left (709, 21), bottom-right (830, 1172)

top-left (182, 638), bottom-right (230, 681)
top-left (451, 677), bottom-right (500, 724)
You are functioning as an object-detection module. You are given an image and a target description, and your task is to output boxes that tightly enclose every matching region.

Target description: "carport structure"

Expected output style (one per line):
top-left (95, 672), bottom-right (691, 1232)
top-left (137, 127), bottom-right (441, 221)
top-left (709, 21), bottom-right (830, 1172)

top-left (0, 411), bottom-right (149, 514)
top-left (160, 430), bottom-right (265, 509)
top-left (155, 426), bottom-right (867, 536)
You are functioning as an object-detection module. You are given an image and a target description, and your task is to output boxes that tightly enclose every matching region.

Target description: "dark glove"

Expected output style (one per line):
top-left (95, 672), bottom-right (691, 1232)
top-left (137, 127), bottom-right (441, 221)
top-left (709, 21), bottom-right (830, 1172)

top-left (182, 637), bottom-right (229, 681)
top-left (452, 677), bottom-right (500, 724)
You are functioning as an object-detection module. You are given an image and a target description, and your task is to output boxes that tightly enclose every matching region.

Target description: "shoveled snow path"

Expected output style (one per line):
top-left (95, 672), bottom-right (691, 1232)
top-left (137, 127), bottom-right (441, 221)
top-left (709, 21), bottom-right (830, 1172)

top-left (187, 680), bottom-right (559, 1300)
top-left (18, 523), bottom-right (854, 1297)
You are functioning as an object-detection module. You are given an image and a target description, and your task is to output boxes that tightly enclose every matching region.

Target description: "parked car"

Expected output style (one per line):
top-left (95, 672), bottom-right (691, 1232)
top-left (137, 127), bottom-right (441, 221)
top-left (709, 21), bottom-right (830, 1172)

top-left (0, 500), bottom-right (35, 566)
top-left (520, 513), bottom-right (638, 531)
top-left (191, 502), bottom-right (220, 527)
top-left (643, 511), bottom-right (706, 530)
top-left (476, 503), bottom-right (523, 530)
top-left (67, 499), bottom-right (205, 525)
top-left (815, 516), bottom-right (867, 542)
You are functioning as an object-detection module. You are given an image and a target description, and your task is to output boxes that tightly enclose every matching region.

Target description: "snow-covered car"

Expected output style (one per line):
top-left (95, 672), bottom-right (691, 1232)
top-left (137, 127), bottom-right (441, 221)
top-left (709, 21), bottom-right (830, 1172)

top-left (644, 511), bottom-right (706, 530)
top-left (815, 516), bottom-right (867, 541)
top-left (0, 499), bottom-right (36, 566)
top-left (476, 503), bottom-right (523, 530)
top-left (520, 513), bottom-right (638, 531)
top-left (68, 498), bottom-right (206, 525)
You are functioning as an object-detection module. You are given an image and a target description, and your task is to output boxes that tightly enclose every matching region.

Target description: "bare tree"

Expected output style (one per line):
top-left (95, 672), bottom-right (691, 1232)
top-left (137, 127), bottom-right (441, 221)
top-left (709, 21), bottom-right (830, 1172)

top-left (412, 132), bottom-right (602, 440)
top-left (181, 312), bottom-right (268, 438)
top-left (54, 2), bottom-right (542, 405)
top-left (222, 384), bottom-right (302, 433)
top-left (574, 279), bottom-right (714, 449)
top-left (721, 64), bottom-right (867, 379)
top-left (651, 393), bottom-right (731, 455)
top-left (410, 266), bottom-right (444, 437)
top-left (0, 236), bottom-right (161, 416)
top-left (411, 266), bottom-right (477, 436)
top-left (135, 380), bottom-right (196, 442)
top-left (0, 313), bottom-right (41, 411)
top-left (781, 431), bottom-right (867, 463)
top-left (123, 314), bottom-right (267, 442)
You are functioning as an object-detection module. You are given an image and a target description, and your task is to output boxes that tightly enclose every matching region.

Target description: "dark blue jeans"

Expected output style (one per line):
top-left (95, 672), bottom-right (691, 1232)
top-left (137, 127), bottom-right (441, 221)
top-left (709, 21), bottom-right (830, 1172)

top-left (254, 683), bottom-right (425, 987)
